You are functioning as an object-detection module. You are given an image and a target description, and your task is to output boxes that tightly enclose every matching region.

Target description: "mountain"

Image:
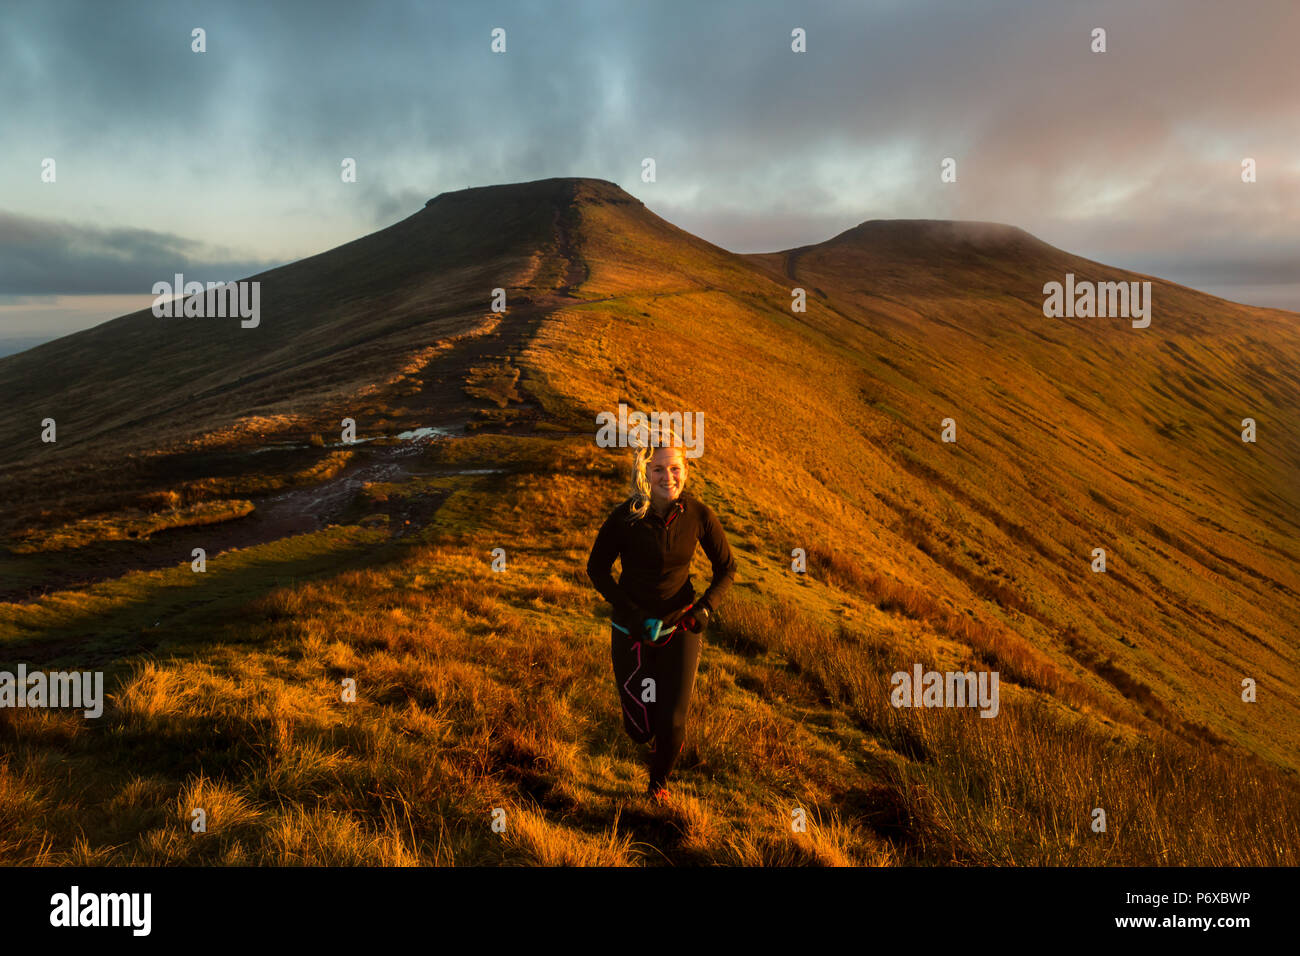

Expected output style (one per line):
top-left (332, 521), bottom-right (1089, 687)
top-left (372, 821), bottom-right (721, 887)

top-left (0, 179), bottom-right (586, 464)
top-left (0, 335), bottom-right (54, 359)
top-left (1, 176), bottom-right (1297, 866)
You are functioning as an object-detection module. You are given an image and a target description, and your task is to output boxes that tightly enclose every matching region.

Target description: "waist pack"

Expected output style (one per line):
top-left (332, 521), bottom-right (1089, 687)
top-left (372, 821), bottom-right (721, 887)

top-left (613, 603), bottom-right (694, 645)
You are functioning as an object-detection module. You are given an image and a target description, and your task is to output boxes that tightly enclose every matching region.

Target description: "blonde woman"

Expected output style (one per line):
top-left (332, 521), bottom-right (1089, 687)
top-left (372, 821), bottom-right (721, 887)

top-left (586, 430), bottom-right (737, 801)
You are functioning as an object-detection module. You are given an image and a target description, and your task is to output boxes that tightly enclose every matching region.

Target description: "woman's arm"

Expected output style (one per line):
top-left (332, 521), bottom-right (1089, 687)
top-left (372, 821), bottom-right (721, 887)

top-left (586, 508), bottom-right (641, 622)
top-left (694, 503), bottom-right (738, 615)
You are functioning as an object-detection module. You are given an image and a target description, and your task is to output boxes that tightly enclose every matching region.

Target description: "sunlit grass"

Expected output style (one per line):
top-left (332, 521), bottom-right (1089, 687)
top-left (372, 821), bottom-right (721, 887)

top-left (1, 182), bottom-right (1297, 865)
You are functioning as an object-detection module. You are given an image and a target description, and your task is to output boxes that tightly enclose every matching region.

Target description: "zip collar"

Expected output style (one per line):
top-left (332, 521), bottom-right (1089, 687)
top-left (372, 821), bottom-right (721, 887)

top-left (650, 498), bottom-right (686, 526)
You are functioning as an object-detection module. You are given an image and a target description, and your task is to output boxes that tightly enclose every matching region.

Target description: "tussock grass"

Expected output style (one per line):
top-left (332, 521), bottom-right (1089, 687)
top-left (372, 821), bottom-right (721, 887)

top-left (712, 591), bottom-right (1300, 865)
top-left (3, 426), bottom-right (1295, 867)
top-left (173, 450), bottom-right (354, 501)
top-left (2, 180), bottom-right (1297, 866)
top-left (10, 499), bottom-right (256, 554)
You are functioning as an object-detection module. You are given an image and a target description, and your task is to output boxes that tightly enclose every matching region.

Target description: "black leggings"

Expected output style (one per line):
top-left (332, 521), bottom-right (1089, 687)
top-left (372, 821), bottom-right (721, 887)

top-left (610, 625), bottom-right (703, 787)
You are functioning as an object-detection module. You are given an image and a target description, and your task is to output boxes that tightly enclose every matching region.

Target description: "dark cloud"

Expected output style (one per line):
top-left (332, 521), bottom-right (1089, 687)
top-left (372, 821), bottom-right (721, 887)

top-left (0, 211), bottom-right (282, 295)
top-left (359, 185), bottom-right (437, 230)
top-left (1, 0), bottom-right (1296, 310)
top-left (1126, 253), bottom-right (1300, 287)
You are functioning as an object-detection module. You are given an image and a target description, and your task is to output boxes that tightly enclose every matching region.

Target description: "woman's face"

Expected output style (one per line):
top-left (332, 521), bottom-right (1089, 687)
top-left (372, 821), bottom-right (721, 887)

top-left (648, 447), bottom-right (687, 507)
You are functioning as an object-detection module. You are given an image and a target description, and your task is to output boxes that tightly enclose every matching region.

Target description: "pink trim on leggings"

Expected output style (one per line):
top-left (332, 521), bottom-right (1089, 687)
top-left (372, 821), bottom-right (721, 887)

top-left (620, 640), bottom-right (651, 736)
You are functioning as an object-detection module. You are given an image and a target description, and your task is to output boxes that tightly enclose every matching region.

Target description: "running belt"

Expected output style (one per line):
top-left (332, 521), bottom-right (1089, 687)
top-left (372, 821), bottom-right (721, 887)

top-left (614, 603), bottom-right (694, 645)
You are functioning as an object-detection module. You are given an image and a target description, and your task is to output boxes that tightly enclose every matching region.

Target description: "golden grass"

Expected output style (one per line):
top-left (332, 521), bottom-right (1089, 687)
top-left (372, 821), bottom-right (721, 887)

top-left (10, 499), bottom-right (256, 553)
top-left (172, 450), bottom-right (354, 501)
top-left (1, 179), bottom-right (1296, 866)
top-left (4, 443), bottom-right (1293, 867)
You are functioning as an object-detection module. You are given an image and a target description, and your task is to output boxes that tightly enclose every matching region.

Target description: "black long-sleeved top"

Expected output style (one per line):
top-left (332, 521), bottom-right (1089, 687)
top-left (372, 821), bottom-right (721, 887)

top-left (587, 491), bottom-right (738, 625)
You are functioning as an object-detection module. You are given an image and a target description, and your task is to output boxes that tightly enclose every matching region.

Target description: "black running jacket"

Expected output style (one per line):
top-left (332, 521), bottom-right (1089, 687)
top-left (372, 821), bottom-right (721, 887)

top-left (586, 491), bottom-right (738, 626)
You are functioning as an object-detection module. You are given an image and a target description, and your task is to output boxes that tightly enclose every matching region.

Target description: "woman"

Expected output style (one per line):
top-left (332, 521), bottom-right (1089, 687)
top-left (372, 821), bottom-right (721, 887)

top-left (586, 431), bottom-right (737, 802)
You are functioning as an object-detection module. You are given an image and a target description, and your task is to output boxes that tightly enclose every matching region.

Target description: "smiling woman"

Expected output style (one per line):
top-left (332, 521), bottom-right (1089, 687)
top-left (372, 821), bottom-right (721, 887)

top-left (585, 425), bottom-right (737, 802)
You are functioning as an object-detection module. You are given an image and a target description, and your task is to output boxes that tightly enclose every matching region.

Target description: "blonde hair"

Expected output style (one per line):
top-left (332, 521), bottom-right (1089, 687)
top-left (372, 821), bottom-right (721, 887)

top-left (626, 425), bottom-right (689, 521)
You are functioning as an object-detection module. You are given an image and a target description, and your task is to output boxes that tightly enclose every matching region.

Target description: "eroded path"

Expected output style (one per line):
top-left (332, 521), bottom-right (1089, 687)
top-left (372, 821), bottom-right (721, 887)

top-left (0, 202), bottom-right (611, 604)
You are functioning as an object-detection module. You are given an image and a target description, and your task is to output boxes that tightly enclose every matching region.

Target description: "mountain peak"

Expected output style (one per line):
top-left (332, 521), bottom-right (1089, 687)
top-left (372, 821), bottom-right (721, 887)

top-left (830, 218), bottom-right (1052, 253)
top-left (424, 176), bottom-right (643, 211)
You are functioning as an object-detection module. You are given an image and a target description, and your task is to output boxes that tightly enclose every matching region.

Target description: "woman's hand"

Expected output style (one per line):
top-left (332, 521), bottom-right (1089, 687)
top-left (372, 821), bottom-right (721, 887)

top-left (684, 605), bottom-right (711, 633)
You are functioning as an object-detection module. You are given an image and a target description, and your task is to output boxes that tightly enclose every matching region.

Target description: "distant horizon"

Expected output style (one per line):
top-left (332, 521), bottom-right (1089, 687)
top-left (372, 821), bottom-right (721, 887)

top-left (4, 0), bottom-right (1299, 894)
top-left (3, 202), bottom-right (1297, 359)
top-left (4, 0), bottom-right (1297, 346)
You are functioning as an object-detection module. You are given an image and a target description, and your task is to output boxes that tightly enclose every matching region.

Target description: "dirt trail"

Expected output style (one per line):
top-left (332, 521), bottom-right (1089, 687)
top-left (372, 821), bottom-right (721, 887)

top-left (2, 195), bottom-right (611, 604)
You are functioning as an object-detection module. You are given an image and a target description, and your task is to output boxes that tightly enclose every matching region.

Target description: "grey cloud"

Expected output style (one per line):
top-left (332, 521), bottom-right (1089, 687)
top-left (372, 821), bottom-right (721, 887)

top-left (0, 211), bottom-right (283, 295)
top-left (1122, 252), bottom-right (1300, 287)
top-left (359, 185), bottom-right (434, 228)
top-left (653, 204), bottom-right (856, 256)
top-left (1, 0), bottom-right (1297, 310)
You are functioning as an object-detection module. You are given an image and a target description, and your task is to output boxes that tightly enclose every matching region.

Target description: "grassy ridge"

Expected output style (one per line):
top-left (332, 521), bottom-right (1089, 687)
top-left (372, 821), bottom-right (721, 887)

top-left (2, 435), bottom-right (1295, 865)
top-left (523, 195), bottom-right (1300, 774)
top-left (2, 178), bottom-right (1298, 865)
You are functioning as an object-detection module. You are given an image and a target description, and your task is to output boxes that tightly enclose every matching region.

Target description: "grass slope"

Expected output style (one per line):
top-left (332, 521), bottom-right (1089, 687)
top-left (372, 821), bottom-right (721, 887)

top-left (1, 178), bottom-right (1297, 865)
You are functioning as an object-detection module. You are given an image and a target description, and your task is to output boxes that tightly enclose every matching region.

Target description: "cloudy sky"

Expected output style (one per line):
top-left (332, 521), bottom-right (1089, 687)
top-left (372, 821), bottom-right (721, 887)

top-left (2, 0), bottom-right (1297, 352)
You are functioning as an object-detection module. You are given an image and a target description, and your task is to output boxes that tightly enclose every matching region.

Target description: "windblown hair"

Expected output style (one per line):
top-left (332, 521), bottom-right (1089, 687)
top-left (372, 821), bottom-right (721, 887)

top-left (625, 424), bottom-right (689, 521)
